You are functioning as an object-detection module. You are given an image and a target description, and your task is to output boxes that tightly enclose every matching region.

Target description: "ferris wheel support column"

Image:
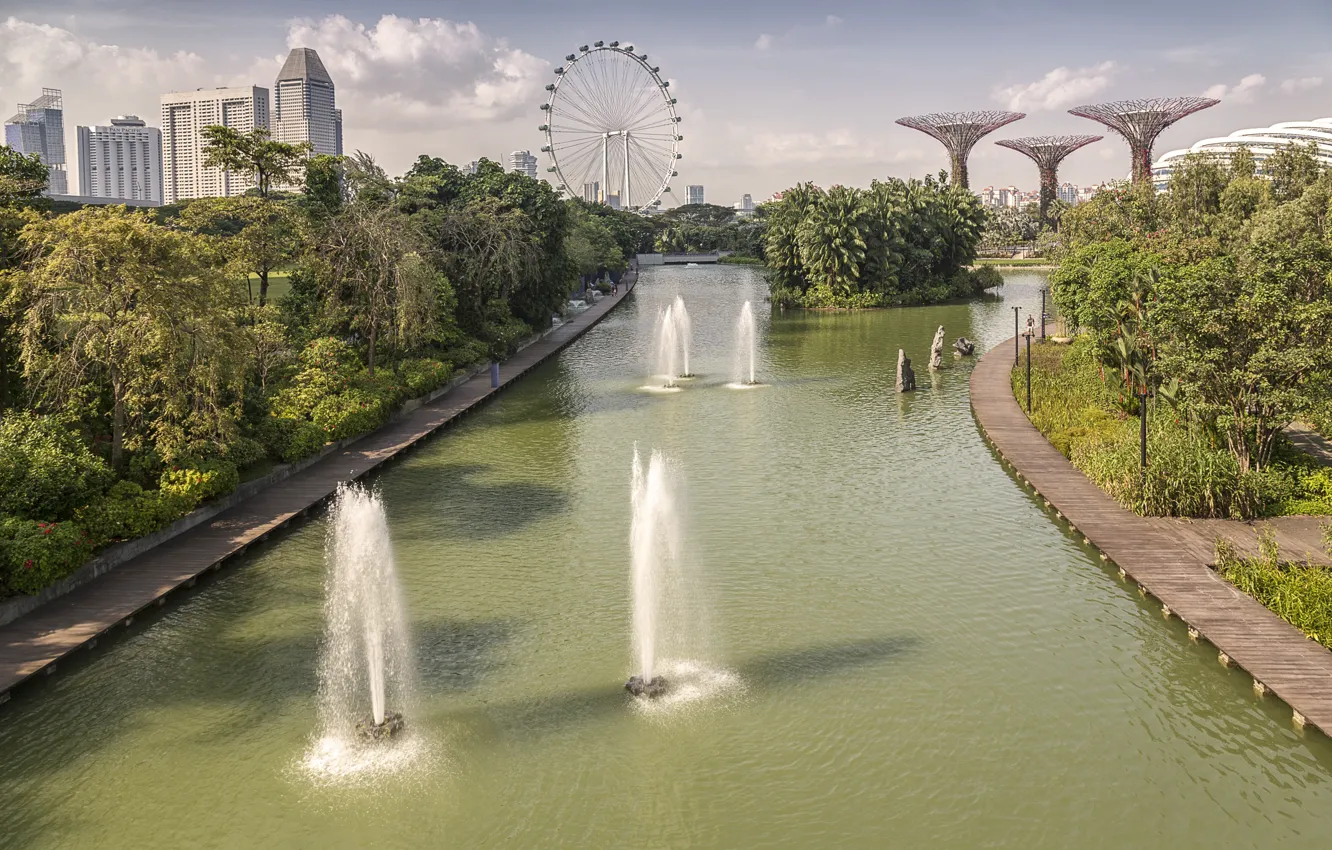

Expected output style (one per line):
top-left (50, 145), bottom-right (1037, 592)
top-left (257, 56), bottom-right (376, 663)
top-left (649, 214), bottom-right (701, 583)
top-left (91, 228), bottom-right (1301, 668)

top-left (601, 134), bottom-right (610, 205)
top-left (624, 132), bottom-right (632, 210)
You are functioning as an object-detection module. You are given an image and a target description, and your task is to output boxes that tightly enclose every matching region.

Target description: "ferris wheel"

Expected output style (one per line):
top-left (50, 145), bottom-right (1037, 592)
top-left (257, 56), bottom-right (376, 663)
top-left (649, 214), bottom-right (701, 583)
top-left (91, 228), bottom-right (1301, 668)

top-left (539, 41), bottom-right (682, 212)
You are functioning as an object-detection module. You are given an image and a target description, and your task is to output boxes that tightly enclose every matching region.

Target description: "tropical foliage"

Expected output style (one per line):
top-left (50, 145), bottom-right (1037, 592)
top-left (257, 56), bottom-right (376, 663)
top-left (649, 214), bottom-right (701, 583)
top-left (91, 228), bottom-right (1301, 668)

top-left (762, 174), bottom-right (999, 308)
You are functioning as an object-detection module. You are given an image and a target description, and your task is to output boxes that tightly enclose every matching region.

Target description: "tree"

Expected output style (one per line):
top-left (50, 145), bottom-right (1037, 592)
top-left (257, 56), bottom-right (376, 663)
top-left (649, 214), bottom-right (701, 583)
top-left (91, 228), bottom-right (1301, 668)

top-left (1264, 141), bottom-right (1323, 203)
top-left (200, 126), bottom-right (310, 198)
top-left (302, 154), bottom-right (345, 218)
top-left (0, 145), bottom-right (48, 205)
top-left (15, 207), bottom-right (244, 468)
top-left (178, 195), bottom-right (303, 306)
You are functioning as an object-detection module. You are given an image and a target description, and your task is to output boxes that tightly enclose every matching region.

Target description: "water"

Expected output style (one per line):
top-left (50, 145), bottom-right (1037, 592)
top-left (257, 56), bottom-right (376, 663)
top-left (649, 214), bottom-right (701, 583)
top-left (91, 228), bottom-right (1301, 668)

top-left (732, 300), bottom-right (758, 387)
top-left (629, 448), bottom-right (675, 687)
top-left (2, 268), bottom-right (1331, 848)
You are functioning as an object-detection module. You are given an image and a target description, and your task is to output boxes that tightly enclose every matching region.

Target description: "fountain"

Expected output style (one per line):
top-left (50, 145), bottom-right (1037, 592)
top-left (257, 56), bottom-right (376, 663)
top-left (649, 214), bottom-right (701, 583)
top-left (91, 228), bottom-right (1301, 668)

top-left (626, 449), bottom-right (681, 698)
top-left (728, 300), bottom-right (761, 388)
top-left (649, 297), bottom-right (693, 388)
top-left (317, 483), bottom-right (414, 742)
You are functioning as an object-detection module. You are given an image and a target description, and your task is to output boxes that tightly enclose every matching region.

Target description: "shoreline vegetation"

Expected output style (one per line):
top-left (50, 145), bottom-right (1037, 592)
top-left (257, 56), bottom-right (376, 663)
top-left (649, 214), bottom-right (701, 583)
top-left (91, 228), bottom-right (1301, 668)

top-left (761, 175), bottom-right (1003, 309)
top-left (1217, 530), bottom-right (1332, 649)
top-left (0, 138), bottom-right (648, 602)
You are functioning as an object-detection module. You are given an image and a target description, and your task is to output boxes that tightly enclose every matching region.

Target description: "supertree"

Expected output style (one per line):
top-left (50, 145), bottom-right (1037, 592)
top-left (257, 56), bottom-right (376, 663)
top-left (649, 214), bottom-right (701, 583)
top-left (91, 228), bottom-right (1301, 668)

top-left (994, 135), bottom-right (1102, 228)
top-left (1067, 97), bottom-right (1219, 185)
top-left (895, 111), bottom-right (1025, 189)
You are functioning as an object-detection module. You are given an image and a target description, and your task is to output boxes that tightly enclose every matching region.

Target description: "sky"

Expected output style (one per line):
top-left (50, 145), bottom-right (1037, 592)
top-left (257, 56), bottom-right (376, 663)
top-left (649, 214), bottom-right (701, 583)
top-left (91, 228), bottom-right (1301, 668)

top-left (4, 0), bottom-right (1332, 205)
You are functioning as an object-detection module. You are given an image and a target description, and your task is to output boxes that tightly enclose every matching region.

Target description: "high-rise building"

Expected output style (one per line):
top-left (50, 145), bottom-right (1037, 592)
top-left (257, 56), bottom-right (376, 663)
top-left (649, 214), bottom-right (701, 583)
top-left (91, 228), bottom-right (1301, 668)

top-left (582, 181), bottom-right (600, 203)
top-left (4, 88), bottom-right (67, 195)
top-left (160, 86), bottom-right (270, 203)
top-left (509, 150), bottom-right (538, 180)
top-left (1056, 182), bottom-right (1079, 205)
top-left (274, 48), bottom-right (339, 157)
top-left (686, 184), bottom-right (704, 205)
top-left (76, 116), bottom-right (163, 204)
top-left (733, 193), bottom-right (754, 214)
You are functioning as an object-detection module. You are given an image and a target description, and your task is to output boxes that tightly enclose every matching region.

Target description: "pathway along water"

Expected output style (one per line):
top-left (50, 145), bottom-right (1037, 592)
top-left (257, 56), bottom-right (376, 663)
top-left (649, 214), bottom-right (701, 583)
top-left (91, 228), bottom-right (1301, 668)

top-left (1, 269), bottom-right (1330, 848)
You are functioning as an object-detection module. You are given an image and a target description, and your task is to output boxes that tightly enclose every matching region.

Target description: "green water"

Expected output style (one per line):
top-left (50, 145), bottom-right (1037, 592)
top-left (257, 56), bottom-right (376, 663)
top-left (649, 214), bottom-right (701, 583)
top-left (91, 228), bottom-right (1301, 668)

top-left (2, 267), bottom-right (1330, 848)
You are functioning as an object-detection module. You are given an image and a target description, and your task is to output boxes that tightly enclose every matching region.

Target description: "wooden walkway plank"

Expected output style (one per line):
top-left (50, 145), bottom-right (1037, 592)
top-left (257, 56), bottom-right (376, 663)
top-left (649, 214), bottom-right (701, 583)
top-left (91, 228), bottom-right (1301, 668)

top-left (0, 286), bottom-right (635, 700)
top-left (971, 336), bottom-right (1332, 736)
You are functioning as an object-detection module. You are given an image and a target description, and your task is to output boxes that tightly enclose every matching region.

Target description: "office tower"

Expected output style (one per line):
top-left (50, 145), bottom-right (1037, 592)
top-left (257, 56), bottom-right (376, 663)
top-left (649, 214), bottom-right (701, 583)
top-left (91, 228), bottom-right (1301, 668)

top-left (274, 48), bottom-right (339, 157)
top-left (582, 181), bottom-right (600, 202)
top-left (76, 116), bottom-right (164, 204)
top-left (509, 150), bottom-right (538, 179)
top-left (160, 86), bottom-right (269, 203)
top-left (4, 88), bottom-right (67, 195)
top-left (686, 184), bottom-right (704, 205)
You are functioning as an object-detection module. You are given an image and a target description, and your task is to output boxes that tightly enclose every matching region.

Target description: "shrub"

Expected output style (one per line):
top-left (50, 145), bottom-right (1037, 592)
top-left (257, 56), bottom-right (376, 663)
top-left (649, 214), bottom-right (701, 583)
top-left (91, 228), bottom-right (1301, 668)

top-left (1217, 534), bottom-right (1332, 649)
top-left (0, 413), bottom-right (115, 521)
top-left (256, 416), bottom-right (301, 462)
top-left (76, 481), bottom-right (192, 545)
top-left (284, 422), bottom-right (328, 463)
top-left (397, 358), bottom-right (452, 397)
top-left (223, 436), bottom-right (268, 470)
top-left (0, 517), bottom-right (93, 596)
top-left (159, 460), bottom-right (239, 510)
top-left (310, 388), bottom-right (393, 441)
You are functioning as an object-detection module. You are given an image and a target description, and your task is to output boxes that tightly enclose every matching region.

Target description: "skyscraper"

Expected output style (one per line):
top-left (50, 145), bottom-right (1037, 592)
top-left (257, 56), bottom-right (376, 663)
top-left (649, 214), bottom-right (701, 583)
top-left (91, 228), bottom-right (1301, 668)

top-left (509, 150), bottom-right (538, 180)
top-left (160, 86), bottom-right (270, 203)
top-left (274, 48), bottom-right (339, 157)
top-left (76, 116), bottom-right (163, 204)
top-left (582, 181), bottom-right (600, 203)
top-left (4, 88), bottom-right (67, 195)
top-left (686, 184), bottom-right (704, 205)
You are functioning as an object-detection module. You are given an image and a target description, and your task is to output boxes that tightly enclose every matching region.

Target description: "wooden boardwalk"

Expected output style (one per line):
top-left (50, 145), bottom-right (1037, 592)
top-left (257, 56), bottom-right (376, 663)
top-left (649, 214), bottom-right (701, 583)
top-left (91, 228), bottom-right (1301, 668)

top-left (971, 337), bottom-right (1332, 736)
top-left (0, 285), bottom-right (634, 702)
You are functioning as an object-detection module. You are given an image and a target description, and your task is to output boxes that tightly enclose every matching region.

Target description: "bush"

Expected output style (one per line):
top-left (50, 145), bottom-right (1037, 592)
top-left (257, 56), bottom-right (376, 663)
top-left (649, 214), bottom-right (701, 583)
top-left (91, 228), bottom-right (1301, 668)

top-left (0, 517), bottom-right (93, 596)
top-left (159, 460), bottom-right (239, 510)
top-left (76, 481), bottom-right (192, 545)
top-left (284, 422), bottom-right (328, 463)
top-left (223, 436), bottom-right (268, 470)
top-left (0, 413), bottom-right (115, 521)
top-left (397, 358), bottom-right (452, 397)
top-left (310, 388), bottom-right (394, 441)
top-left (1218, 533), bottom-right (1332, 649)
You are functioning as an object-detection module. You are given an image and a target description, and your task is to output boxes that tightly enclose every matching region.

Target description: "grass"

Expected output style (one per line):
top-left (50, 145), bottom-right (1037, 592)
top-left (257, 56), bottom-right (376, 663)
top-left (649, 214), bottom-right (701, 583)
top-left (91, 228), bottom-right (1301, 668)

top-left (717, 254), bottom-right (766, 266)
top-left (240, 272), bottom-right (292, 305)
top-left (1217, 530), bottom-right (1332, 649)
top-left (1013, 337), bottom-right (1332, 519)
top-left (974, 257), bottom-right (1054, 267)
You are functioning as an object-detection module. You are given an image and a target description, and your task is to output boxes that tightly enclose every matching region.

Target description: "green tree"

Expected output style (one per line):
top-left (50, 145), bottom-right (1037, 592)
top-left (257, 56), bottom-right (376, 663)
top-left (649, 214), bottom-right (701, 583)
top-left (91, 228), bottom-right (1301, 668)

top-left (178, 195), bottom-right (303, 306)
top-left (1264, 141), bottom-right (1323, 203)
top-left (302, 154), bottom-right (345, 218)
top-left (0, 145), bottom-right (48, 205)
top-left (200, 126), bottom-right (310, 198)
top-left (15, 207), bottom-right (244, 468)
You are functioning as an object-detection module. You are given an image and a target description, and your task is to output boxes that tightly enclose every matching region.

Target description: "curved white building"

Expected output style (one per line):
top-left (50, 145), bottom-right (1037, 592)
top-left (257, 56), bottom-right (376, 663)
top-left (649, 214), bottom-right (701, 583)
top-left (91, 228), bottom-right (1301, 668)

top-left (1152, 118), bottom-right (1332, 189)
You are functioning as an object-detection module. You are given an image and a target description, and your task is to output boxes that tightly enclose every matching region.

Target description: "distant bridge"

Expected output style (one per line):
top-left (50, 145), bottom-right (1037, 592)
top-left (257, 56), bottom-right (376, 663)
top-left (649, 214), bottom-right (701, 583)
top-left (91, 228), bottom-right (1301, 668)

top-left (636, 252), bottom-right (724, 265)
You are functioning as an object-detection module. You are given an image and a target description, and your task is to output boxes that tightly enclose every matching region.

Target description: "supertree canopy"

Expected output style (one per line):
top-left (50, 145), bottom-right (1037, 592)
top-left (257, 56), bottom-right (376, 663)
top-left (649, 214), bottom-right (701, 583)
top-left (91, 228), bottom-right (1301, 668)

top-left (895, 111), bottom-right (1025, 189)
top-left (1067, 97), bottom-right (1219, 185)
top-left (994, 135), bottom-right (1102, 227)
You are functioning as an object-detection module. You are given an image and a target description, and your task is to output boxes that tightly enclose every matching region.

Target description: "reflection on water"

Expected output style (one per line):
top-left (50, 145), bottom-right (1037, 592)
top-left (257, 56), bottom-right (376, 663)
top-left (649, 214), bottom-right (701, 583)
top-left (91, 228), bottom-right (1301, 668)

top-left (1, 268), bottom-right (1330, 850)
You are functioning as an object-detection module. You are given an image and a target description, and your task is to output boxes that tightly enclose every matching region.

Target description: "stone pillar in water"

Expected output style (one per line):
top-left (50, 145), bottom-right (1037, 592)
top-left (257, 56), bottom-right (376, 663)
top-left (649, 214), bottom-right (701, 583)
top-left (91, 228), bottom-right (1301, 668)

top-left (896, 349), bottom-right (916, 393)
top-left (930, 326), bottom-right (945, 371)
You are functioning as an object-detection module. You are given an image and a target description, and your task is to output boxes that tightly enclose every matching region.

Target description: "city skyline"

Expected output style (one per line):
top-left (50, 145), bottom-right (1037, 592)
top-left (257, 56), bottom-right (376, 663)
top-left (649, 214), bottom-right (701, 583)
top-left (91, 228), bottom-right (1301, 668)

top-left (4, 1), bottom-right (1332, 203)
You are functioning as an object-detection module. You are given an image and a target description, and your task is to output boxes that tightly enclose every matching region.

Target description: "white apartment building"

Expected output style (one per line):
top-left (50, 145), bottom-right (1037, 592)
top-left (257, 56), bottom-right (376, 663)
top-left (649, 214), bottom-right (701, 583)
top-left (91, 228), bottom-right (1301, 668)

top-left (509, 150), bottom-right (538, 180)
top-left (582, 181), bottom-right (600, 202)
top-left (76, 116), bottom-right (163, 204)
top-left (160, 86), bottom-right (270, 203)
top-left (686, 185), bottom-right (704, 205)
top-left (274, 48), bottom-right (340, 157)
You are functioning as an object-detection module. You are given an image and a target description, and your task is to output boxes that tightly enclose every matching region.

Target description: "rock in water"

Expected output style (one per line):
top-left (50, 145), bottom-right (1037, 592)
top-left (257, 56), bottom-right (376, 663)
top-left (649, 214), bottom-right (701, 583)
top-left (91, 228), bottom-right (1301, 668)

top-left (625, 676), bottom-right (668, 698)
top-left (896, 349), bottom-right (916, 393)
top-left (930, 325), bottom-right (945, 371)
top-left (356, 711), bottom-right (405, 740)
top-left (953, 337), bottom-right (975, 357)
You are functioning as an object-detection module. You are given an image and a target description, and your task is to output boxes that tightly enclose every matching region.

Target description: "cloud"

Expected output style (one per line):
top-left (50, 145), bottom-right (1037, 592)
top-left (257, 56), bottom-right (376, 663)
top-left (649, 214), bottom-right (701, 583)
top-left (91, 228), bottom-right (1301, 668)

top-left (826, 15), bottom-right (844, 27)
top-left (755, 33), bottom-right (772, 50)
top-left (1203, 73), bottom-right (1265, 103)
top-left (0, 16), bottom-right (206, 112)
top-left (992, 61), bottom-right (1117, 112)
top-left (281, 14), bottom-right (547, 127)
top-left (1280, 76), bottom-right (1323, 94)
top-left (743, 128), bottom-right (921, 166)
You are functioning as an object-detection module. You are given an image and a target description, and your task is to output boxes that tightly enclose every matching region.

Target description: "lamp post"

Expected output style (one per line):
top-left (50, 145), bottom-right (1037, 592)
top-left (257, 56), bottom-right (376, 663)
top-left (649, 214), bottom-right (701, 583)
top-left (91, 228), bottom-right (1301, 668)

top-left (1040, 286), bottom-right (1048, 341)
top-left (1013, 306), bottom-right (1021, 364)
top-left (1025, 329), bottom-right (1033, 412)
top-left (1138, 389), bottom-right (1149, 470)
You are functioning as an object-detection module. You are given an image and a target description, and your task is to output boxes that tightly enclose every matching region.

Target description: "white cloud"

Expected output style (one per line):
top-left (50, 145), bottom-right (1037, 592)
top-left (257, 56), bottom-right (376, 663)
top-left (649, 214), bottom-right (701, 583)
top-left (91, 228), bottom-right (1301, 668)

top-left (992, 61), bottom-right (1117, 112)
top-left (755, 33), bottom-right (772, 50)
top-left (826, 15), bottom-right (844, 27)
top-left (281, 14), bottom-right (547, 127)
top-left (1280, 76), bottom-right (1323, 94)
top-left (1204, 73), bottom-right (1266, 103)
top-left (743, 128), bottom-right (920, 166)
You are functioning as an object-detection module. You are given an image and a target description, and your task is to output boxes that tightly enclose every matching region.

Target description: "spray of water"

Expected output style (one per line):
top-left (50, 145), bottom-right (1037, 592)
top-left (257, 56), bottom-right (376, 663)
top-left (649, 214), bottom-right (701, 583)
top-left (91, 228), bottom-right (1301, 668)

top-left (672, 295), bottom-right (693, 377)
top-left (737, 301), bottom-right (756, 385)
top-left (630, 449), bottom-right (679, 684)
top-left (653, 304), bottom-right (681, 388)
top-left (317, 483), bottom-right (414, 732)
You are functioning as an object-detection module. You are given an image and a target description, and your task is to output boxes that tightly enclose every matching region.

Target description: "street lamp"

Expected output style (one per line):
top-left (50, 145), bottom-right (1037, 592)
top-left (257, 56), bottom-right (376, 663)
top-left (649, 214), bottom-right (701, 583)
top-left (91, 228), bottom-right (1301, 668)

top-left (1012, 306), bottom-right (1021, 365)
top-left (1025, 327), bottom-right (1033, 413)
top-left (1039, 286), bottom-right (1049, 341)
top-left (1138, 389), bottom-right (1150, 470)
